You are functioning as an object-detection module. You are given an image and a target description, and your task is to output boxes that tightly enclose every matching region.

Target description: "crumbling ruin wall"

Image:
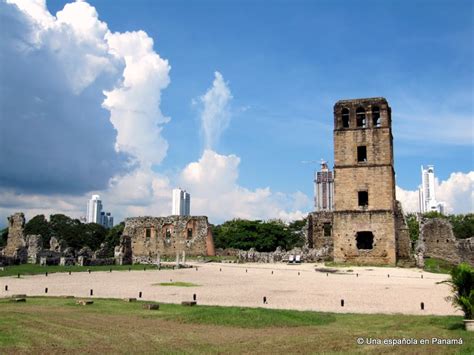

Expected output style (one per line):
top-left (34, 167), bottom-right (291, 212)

top-left (333, 211), bottom-right (396, 265)
top-left (26, 234), bottom-right (43, 264)
top-left (3, 213), bottom-right (27, 263)
top-left (306, 211), bottom-right (333, 260)
top-left (417, 218), bottom-right (473, 266)
top-left (394, 201), bottom-right (411, 260)
top-left (123, 216), bottom-right (215, 262)
top-left (458, 237), bottom-right (474, 266)
top-left (419, 218), bottom-right (460, 264)
top-left (237, 246), bottom-right (330, 263)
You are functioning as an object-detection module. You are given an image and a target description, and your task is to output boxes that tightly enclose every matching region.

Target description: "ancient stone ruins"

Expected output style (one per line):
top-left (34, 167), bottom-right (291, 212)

top-left (0, 98), bottom-right (472, 267)
top-left (122, 216), bottom-right (215, 263)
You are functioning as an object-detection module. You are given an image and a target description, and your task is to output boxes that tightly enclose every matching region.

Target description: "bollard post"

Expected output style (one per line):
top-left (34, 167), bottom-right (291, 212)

top-left (271, 271), bottom-right (273, 275)
top-left (246, 269), bottom-right (248, 273)
top-left (263, 296), bottom-right (267, 304)
top-left (17, 273), bottom-right (20, 278)
top-left (220, 268), bottom-right (222, 272)
top-left (421, 302), bottom-right (424, 310)
top-left (421, 274), bottom-right (423, 279)
top-left (110, 268), bottom-right (112, 273)
top-left (45, 272), bottom-right (48, 277)
top-left (195, 267), bottom-right (198, 271)
top-left (5, 285), bottom-right (8, 291)
top-left (356, 273), bottom-right (358, 277)
top-left (387, 274), bottom-right (390, 278)
top-left (341, 299), bottom-right (344, 307)
top-left (45, 287), bottom-right (48, 294)
top-left (69, 271), bottom-right (71, 275)
top-left (139, 291), bottom-right (142, 298)
top-left (90, 289), bottom-right (93, 296)
top-left (128, 267), bottom-right (131, 272)
top-left (193, 293), bottom-right (196, 301)
top-left (144, 267), bottom-right (146, 271)
top-left (298, 272), bottom-right (300, 276)
top-left (326, 273), bottom-right (328, 277)
top-left (88, 269), bottom-right (91, 274)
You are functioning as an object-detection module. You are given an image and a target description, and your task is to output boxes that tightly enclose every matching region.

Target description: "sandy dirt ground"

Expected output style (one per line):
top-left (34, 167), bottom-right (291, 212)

top-left (0, 262), bottom-right (458, 316)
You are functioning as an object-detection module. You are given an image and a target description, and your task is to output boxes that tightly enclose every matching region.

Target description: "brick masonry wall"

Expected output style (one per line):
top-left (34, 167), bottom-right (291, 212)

top-left (123, 216), bottom-right (215, 258)
top-left (333, 211), bottom-right (397, 265)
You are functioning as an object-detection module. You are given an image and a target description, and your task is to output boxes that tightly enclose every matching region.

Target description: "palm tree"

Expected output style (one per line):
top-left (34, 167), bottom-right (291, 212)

top-left (443, 263), bottom-right (473, 320)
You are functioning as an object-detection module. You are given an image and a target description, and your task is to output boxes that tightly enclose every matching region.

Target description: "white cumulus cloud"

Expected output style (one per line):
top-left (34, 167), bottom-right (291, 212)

top-left (396, 171), bottom-right (474, 214)
top-left (199, 71), bottom-right (233, 150)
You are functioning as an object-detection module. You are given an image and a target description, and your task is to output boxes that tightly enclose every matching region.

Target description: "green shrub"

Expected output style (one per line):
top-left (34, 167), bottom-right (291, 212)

top-left (443, 263), bottom-right (474, 319)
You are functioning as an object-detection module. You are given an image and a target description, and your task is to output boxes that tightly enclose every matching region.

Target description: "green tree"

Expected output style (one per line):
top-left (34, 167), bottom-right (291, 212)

top-left (81, 223), bottom-right (107, 250)
top-left (447, 214), bottom-right (474, 239)
top-left (24, 214), bottom-right (51, 248)
top-left (104, 222), bottom-right (125, 256)
top-left (443, 263), bottom-right (474, 319)
top-left (212, 219), bottom-right (303, 252)
top-left (49, 214), bottom-right (83, 249)
top-left (405, 213), bottom-right (419, 242)
top-left (0, 227), bottom-right (8, 247)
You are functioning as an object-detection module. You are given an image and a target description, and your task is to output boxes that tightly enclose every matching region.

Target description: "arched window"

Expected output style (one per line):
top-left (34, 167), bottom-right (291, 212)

top-left (341, 108), bottom-right (349, 128)
top-left (372, 106), bottom-right (381, 127)
top-left (356, 107), bottom-right (366, 127)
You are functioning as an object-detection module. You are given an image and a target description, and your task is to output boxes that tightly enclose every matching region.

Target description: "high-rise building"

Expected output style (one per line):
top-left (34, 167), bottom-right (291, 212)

top-left (87, 194), bottom-right (102, 224)
top-left (314, 160), bottom-right (334, 211)
top-left (86, 194), bottom-right (113, 228)
top-left (172, 188), bottom-right (191, 216)
top-left (418, 165), bottom-right (444, 214)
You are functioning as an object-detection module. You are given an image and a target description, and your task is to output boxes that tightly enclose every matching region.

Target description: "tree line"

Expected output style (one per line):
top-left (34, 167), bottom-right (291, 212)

top-left (0, 214), bottom-right (124, 255)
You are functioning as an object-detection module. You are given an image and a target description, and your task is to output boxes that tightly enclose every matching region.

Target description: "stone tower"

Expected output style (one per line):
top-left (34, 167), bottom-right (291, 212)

top-left (332, 97), bottom-right (397, 265)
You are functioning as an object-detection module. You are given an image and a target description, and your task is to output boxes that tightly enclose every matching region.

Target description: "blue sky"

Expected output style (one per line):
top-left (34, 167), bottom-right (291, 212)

top-left (0, 0), bottom-right (472, 225)
top-left (48, 0), bottom-right (473, 190)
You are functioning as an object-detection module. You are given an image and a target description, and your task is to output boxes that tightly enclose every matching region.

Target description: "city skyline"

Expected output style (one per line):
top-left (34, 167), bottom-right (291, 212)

top-left (0, 0), bottom-right (472, 226)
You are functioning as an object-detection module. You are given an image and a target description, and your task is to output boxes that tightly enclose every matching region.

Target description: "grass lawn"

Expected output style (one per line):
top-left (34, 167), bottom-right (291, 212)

top-left (423, 258), bottom-right (456, 274)
top-left (0, 264), bottom-right (166, 278)
top-left (0, 297), bottom-right (472, 354)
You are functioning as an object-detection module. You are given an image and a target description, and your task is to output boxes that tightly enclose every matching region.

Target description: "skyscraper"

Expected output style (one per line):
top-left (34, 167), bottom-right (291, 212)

top-left (172, 188), bottom-right (191, 216)
top-left (87, 194), bottom-right (102, 224)
top-left (314, 160), bottom-right (334, 211)
top-left (419, 165), bottom-right (444, 214)
top-left (86, 194), bottom-right (114, 228)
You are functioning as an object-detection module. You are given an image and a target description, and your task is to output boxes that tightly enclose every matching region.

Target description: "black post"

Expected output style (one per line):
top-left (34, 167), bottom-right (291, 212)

top-left (69, 271), bottom-right (71, 275)
top-left (128, 267), bottom-right (131, 272)
top-left (88, 269), bottom-right (91, 274)
top-left (139, 291), bottom-right (142, 298)
top-left (326, 273), bottom-right (328, 277)
top-left (110, 268), bottom-right (112, 273)
top-left (421, 274), bottom-right (423, 279)
top-left (263, 296), bottom-right (267, 304)
top-left (17, 273), bottom-right (20, 278)
top-left (387, 274), bottom-right (390, 278)
top-left (45, 272), bottom-right (48, 277)
top-left (341, 299), bottom-right (344, 307)
top-left (193, 293), bottom-right (197, 301)
top-left (90, 289), bottom-right (93, 296)
top-left (220, 268), bottom-right (222, 272)
top-left (195, 267), bottom-right (198, 271)
top-left (246, 269), bottom-right (248, 273)
top-left (45, 287), bottom-right (48, 294)
top-left (421, 302), bottom-right (424, 310)
top-left (5, 285), bottom-right (8, 291)
top-left (298, 272), bottom-right (300, 276)
top-left (356, 273), bottom-right (358, 277)
top-left (271, 271), bottom-right (273, 275)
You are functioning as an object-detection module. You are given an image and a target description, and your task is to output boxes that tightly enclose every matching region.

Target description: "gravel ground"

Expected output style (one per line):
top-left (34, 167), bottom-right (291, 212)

top-left (0, 262), bottom-right (458, 316)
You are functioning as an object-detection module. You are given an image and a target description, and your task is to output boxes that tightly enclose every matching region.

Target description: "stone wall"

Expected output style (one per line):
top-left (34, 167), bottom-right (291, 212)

top-left (332, 98), bottom-right (398, 266)
top-left (333, 211), bottom-right (396, 265)
top-left (3, 213), bottom-right (27, 263)
top-left (236, 246), bottom-right (331, 263)
top-left (394, 201), bottom-right (411, 260)
top-left (306, 211), bottom-right (333, 260)
top-left (416, 218), bottom-right (473, 266)
top-left (123, 215), bottom-right (215, 260)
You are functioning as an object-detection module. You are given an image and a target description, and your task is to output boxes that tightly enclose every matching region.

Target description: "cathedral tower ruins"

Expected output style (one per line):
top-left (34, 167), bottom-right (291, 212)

top-left (332, 97), bottom-right (401, 265)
